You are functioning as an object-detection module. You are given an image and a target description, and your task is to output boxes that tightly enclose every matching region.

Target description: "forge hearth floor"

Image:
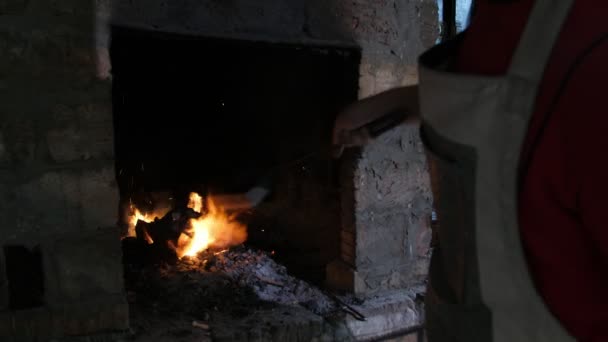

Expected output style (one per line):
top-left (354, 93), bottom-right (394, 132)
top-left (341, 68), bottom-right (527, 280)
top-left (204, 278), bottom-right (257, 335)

top-left (123, 247), bottom-right (424, 342)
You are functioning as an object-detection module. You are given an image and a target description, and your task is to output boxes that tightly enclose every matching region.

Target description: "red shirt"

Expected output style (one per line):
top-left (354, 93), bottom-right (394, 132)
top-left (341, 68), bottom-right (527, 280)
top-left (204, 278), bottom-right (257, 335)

top-left (455, 1), bottom-right (608, 341)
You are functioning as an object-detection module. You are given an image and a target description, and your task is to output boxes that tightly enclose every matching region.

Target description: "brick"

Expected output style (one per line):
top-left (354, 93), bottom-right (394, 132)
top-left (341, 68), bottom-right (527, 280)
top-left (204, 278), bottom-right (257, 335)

top-left (0, 297), bottom-right (128, 340)
top-left (354, 211), bottom-right (409, 267)
top-left (336, 124), bottom-right (432, 293)
top-left (12, 307), bottom-right (53, 339)
top-left (352, 264), bottom-right (414, 294)
top-left (0, 118), bottom-right (36, 165)
top-left (9, 172), bottom-right (79, 241)
top-left (50, 295), bottom-right (129, 336)
top-left (0, 28), bottom-right (95, 71)
top-left (4, 166), bottom-right (117, 243)
top-left (78, 167), bottom-right (118, 230)
top-left (47, 103), bottom-right (113, 163)
top-left (42, 228), bottom-right (124, 307)
top-left (46, 103), bottom-right (114, 162)
top-left (0, 0), bottom-right (29, 15)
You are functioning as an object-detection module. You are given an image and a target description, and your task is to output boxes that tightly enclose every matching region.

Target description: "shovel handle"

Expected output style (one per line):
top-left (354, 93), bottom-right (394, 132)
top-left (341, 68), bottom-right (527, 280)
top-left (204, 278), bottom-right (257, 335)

top-left (333, 109), bottom-right (408, 157)
top-left (365, 109), bottom-right (408, 138)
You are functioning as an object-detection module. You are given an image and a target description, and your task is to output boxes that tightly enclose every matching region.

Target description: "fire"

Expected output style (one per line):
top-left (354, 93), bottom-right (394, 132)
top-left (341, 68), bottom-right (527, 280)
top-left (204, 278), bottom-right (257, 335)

top-left (187, 192), bottom-right (203, 213)
top-left (175, 192), bottom-right (247, 258)
top-left (124, 205), bottom-right (170, 242)
top-left (123, 192), bottom-right (247, 258)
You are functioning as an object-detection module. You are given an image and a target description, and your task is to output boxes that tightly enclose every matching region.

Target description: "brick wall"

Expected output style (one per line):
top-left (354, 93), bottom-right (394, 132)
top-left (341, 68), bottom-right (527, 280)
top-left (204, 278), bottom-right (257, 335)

top-left (0, 0), bottom-right (116, 245)
top-left (329, 0), bottom-right (438, 293)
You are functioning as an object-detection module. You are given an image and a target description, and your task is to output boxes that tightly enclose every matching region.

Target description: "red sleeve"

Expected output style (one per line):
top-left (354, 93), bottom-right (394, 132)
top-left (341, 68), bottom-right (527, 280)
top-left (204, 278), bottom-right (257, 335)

top-left (572, 41), bottom-right (608, 266)
top-left (567, 39), bottom-right (608, 341)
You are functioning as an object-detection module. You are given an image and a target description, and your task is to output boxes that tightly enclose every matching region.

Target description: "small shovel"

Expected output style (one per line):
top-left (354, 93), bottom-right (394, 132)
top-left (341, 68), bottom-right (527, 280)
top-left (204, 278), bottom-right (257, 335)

top-left (214, 109), bottom-right (408, 211)
top-left (212, 183), bottom-right (271, 211)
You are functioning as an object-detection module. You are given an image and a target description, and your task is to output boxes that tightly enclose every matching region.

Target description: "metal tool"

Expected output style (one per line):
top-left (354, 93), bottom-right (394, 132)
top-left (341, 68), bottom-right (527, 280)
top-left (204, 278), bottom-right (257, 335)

top-left (333, 108), bottom-right (408, 157)
top-left (217, 109), bottom-right (408, 211)
top-left (328, 293), bottom-right (367, 321)
top-left (212, 180), bottom-right (271, 211)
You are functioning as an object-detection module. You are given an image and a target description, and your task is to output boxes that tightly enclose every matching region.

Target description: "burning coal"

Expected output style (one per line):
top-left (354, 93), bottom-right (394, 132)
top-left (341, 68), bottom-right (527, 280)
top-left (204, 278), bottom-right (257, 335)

top-left (123, 192), bottom-right (247, 259)
top-left (175, 193), bottom-right (247, 258)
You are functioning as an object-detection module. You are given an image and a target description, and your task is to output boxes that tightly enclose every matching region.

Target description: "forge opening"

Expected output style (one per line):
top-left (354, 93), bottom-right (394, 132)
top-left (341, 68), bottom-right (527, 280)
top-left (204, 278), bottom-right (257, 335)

top-left (110, 27), bottom-right (360, 283)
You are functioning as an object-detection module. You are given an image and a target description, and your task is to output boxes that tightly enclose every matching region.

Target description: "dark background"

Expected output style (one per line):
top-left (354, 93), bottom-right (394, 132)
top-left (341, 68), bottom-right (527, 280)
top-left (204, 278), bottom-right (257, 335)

top-left (111, 27), bottom-right (360, 196)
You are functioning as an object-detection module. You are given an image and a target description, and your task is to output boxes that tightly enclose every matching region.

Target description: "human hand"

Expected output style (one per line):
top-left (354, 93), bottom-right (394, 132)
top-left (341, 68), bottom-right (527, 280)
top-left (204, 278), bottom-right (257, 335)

top-left (331, 86), bottom-right (419, 158)
top-left (332, 104), bottom-right (374, 158)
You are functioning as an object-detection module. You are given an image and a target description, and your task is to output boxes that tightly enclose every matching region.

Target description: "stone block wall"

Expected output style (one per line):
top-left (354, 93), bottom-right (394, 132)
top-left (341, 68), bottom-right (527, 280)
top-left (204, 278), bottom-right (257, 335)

top-left (0, 0), bottom-right (116, 245)
top-left (0, 229), bottom-right (129, 339)
top-left (328, 0), bottom-right (438, 293)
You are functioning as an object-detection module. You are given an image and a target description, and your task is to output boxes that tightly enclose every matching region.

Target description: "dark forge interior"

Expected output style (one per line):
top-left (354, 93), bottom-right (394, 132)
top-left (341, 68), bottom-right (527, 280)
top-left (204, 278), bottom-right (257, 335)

top-left (110, 27), bottom-right (361, 284)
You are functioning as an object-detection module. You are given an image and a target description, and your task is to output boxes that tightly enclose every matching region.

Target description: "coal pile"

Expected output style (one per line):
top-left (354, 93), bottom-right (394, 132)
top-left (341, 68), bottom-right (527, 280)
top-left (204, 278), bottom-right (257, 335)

top-left (123, 244), bottom-right (344, 340)
top-left (126, 246), bottom-right (337, 315)
top-left (197, 247), bottom-right (336, 315)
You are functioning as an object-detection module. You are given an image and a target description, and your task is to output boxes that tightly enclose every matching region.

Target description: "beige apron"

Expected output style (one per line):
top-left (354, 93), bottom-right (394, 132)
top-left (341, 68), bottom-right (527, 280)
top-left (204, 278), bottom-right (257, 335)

top-left (418, 0), bottom-right (575, 341)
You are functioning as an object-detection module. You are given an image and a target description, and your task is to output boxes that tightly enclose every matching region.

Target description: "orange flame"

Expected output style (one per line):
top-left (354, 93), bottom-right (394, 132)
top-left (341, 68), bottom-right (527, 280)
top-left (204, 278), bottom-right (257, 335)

top-left (124, 204), bottom-right (170, 243)
top-left (188, 192), bottom-right (203, 213)
top-left (175, 193), bottom-right (247, 258)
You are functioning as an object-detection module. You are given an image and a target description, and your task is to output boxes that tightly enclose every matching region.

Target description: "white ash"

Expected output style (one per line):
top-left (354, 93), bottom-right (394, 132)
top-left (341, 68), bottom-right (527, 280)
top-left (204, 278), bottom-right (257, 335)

top-left (179, 247), bottom-right (337, 316)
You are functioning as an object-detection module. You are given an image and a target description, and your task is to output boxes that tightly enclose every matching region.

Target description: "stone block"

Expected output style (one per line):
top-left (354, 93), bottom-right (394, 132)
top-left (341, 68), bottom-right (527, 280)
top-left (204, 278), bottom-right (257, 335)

top-left (34, 0), bottom-right (92, 17)
top-left (11, 307), bottom-right (53, 338)
top-left (0, 0), bottom-right (29, 15)
top-left (335, 122), bottom-right (432, 294)
top-left (0, 28), bottom-right (95, 71)
top-left (0, 227), bottom-right (128, 340)
top-left (354, 211), bottom-right (409, 268)
top-left (4, 165), bottom-right (118, 243)
top-left (50, 295), bottom-right (129, 336)
top-left (353, 265), bottom-right (414, 293)
top-left (0, 118), bottom-right (36, 165)
top-left (327, 257), bottom-right (420, 295)
top-left (47, 103), bottom-right (114, 162)
top-left (78, 167), bottom-right (118, 230)
top-left (336, 290), bottom-right (422, 341)
top-left (112, 0), bottom-right (352, 43)
top-left (10, 171), bottom-right (81, 241)
top-left (42, 228), bottom-right (124, 307)
top-left (0, 297), bottom-right (129, 340)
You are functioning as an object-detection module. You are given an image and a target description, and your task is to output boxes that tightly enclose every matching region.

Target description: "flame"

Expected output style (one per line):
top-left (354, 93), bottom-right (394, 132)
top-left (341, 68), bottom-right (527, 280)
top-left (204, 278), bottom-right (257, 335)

top-left (124, 204), bottom-right (170, 242)
top-left (175, 193), bottom-right (247, 258)
top-left (188, 192), bottom-right (203, 213)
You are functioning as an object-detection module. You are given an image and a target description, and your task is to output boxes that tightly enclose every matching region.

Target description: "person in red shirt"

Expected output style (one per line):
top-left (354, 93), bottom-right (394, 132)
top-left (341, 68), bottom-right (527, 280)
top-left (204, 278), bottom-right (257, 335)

top-left (333, 0), bottom-right (608, 340)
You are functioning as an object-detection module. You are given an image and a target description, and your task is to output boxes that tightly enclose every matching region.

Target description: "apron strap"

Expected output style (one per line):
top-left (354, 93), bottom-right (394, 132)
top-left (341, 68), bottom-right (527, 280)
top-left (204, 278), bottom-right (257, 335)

top-left (507, 0), bottom-right (575, 83)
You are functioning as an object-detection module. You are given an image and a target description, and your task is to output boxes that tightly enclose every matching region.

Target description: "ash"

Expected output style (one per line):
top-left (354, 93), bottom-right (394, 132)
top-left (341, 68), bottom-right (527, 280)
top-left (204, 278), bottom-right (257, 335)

top-left (177, 247), bottom-right (337, 315)
top-left (124, 245), bottom-right (338, 329)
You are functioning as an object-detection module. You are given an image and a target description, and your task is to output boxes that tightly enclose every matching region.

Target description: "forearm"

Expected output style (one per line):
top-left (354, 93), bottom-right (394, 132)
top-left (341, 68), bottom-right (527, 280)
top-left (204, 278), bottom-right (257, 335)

top-left (344, 85), bottom-right (420, 129)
